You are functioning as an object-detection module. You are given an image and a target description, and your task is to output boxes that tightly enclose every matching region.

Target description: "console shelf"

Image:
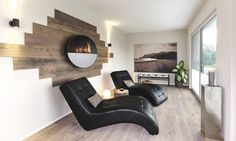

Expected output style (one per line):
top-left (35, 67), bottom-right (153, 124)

top-left (138, 73), bottom-right (170, 86)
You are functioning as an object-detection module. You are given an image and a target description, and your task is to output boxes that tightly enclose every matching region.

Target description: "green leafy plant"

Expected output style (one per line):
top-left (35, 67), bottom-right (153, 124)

top-left (172, 60), bottom-right (188, 84)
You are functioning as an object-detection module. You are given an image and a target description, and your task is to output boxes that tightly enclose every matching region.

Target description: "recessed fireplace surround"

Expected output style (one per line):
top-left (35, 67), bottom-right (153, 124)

top-left (66, 35), bottom-right (98, 68)
top-left (0, 9), bottom-right (108, 86)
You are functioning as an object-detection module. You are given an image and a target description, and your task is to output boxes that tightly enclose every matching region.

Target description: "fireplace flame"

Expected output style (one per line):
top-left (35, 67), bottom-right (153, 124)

top-left (75, 41), bottom-right (92, 53)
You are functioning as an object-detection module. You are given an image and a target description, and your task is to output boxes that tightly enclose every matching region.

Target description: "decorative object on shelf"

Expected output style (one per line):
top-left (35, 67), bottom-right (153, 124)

top-left (208, 69), bottom-right (216, 86)
top-left (9, 18), bottom-right (20, 28)
top-left (66, 35), bottom-right (97, 68)
top-left (172, 60), bottom-right (188, 87)
top-left (201, 85), bottom-right (223, 140)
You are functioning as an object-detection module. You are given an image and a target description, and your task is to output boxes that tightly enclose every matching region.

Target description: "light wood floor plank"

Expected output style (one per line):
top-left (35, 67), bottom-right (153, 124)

top-left (25, 86), bottom-right (208, 141)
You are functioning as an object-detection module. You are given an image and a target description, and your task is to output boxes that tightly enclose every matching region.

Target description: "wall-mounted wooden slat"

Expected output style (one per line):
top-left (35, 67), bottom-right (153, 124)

top-left (13, 58), bottom-right (60, 70)
top-left (54, 9), bottom-right (97, 32)
top-left (39, 63), bottom-right (103, 79)
top-left (47, 17), bottom-right (100, 40)
top-left (13, 57), bottom-right (107, 70)
top-left (25, 25), bottom-right (73, 48)
top-left (53, 69), bottom-right (101, 87)
top-left (0, 9), bottom-right (108, 86)
top-left (0, 43), bottom-right (25, 48)
top-left (0, 45), bottom-right (49, 58)
top-left (27, 23), bottom-right (105, 48)
top-left (97, 57), bottom-right (108, 63)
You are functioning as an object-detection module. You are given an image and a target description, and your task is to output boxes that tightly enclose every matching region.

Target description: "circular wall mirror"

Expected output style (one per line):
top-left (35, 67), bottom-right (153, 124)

top-left (66, 35), bottom-right (97, 68)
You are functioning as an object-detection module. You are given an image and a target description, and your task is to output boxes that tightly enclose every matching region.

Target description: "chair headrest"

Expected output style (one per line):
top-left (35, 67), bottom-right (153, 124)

top-left (60, 77), bottom-right (96, 101)
top-left (110, 70), bottom-right (134, 89)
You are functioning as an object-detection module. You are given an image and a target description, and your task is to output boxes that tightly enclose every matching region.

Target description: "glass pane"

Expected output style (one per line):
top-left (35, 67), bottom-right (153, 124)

top-left (201, 17), bottom-right (217, 85)
top-left (191, 32), bottom-right (201, 96)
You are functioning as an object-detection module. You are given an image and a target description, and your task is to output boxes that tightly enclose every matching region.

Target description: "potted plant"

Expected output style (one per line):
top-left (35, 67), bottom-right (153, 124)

top-left (172, 60), bottom-right (188, 87)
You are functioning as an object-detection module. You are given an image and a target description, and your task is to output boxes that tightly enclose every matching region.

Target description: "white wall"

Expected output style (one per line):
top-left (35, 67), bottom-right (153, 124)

top-left (231, 0), bottom-right (236, 140)
top-left (100, 27), bottom-right (128, 90)
top-left (0, 0), bottom-right (127, 140)
top-left (217, 0), bottom-right (233, 140)
top-left (126, 30), bottom-right (188, 85)
top-left (0, 57), bottom-right (71, 140)
top-left (188, 0), bottom-right (236, 140)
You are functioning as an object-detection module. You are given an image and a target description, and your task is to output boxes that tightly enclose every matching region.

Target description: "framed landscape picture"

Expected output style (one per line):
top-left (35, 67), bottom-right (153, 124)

top-left (134, 42), bottom-right (177, 73)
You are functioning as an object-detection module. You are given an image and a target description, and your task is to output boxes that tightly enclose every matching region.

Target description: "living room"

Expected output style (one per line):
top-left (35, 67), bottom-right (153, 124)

top-left (0, 0), bottom-right (235, 141)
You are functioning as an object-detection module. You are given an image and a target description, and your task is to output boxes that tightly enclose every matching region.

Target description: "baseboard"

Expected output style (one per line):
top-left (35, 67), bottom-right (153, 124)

top-left (190, 88), bottom-right (201, 103)
top-left (22, 111), bottom-right (72, 140)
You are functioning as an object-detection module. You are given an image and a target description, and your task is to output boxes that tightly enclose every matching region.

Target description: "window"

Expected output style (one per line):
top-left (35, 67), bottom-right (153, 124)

top-left (191, 16), bottom-right (217, 98)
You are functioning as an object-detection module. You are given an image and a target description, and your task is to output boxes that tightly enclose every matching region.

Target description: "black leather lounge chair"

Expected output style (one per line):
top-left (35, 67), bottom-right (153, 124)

top-left (110, 70), bottom-right (168, 106)
top-left (59, 77), bottom-right (159, 135)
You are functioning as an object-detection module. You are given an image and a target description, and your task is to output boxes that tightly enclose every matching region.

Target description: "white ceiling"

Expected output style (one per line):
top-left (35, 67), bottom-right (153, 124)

top-left (78, 0), bottom-right (205, 33)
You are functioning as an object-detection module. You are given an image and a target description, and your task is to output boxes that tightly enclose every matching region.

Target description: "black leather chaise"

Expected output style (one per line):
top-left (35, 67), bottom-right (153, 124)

top-left (59, 77), bottom-right (159, 135)
top-left (111, 70), bottom-right (168, 106)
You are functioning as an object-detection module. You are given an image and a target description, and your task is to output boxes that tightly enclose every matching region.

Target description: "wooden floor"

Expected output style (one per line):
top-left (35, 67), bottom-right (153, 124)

top-left (25, 87), bottom-right (207, 141)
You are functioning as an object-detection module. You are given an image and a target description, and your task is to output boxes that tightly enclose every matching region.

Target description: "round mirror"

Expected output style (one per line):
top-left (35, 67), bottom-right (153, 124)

top-left (66, 35), bottom-right (97, 68)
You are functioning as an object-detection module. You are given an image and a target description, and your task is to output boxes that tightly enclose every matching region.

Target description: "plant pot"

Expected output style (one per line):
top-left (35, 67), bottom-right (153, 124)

top-left (175, 80), bottom-right (183, 87)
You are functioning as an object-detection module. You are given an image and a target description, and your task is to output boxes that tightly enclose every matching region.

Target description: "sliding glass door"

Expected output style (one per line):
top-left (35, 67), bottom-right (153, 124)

top-left (201, 17), bottom-right (217, 86)
top-left (191, 32), bottom-right (201, 96)
top-left (191, 16), bottom-right (217, 98)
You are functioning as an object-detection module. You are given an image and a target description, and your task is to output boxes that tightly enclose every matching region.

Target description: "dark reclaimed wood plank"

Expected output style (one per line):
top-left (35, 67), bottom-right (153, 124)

top-left (97, 45), bottom-right (108, 52)
top-left (13, 53), bottom-right (107, 71)
top-left (13, 58), bottom-right (62, 70)
top-left (48, 17), bottom-right (100, 40)
top-left (13, 58), bottom-right (72, 70)
top-left (0, 43), bottom-right (65, 60)
top-left (25, 33), bottom-right (71, 50)
top-left (52, 69), bottom-right (101, 86)
top-left (39, 63), bottom-right (102, 79)
top-left (97, 53), bottom-right (108, 58)
top-left (27, 23), bottom-right (106, 48)
top-left (0, 43), bottom-right (25, 48)
top-left (97, 57), bottom-right (108, 63)
top-left (25, 24), bottom-right (73, 49)
top-left (0, 44), bottom-right (49, 58)
top-left (54, 9), bottom-right (97, 32)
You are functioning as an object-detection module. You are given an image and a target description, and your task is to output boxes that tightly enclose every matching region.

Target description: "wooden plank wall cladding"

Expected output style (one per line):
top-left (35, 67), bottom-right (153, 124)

top-left (0, 9), bottom-right (108, 86)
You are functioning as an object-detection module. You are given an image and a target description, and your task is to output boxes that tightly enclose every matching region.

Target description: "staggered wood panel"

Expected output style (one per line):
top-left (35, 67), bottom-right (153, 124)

top-left (0, 9), bottom-right (108, 86)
